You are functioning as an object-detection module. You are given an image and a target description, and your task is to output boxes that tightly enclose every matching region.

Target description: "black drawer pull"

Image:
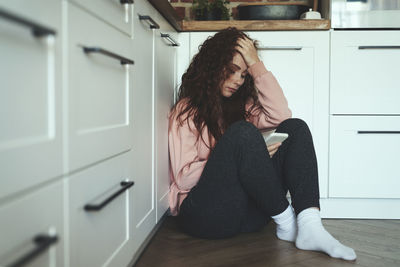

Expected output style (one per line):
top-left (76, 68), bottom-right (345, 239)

top-left (359, 46), bottom-right (400, 50)
top-left (358, 131), bottom-right (400, 134)
top-left (0, 8), bottom-right (56, 37)
top-left (161, 33), bottom-right (180, 47)
top-left (257, 46), bottom-right (303, 51)
top-left (7, 234), bottom-right (58, 267)
top-left (84, 181), bottom-right (134, 211)
top-left (80, 46), bottom-right (134, 65)
top-left (120, 0), bottom-right (134, 4)
top-left (138, 15), bottom-right (160, 29)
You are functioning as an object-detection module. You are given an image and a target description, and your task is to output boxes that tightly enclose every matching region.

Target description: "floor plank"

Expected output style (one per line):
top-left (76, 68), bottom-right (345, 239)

top-left (134, 217), bottom-right (400, 267)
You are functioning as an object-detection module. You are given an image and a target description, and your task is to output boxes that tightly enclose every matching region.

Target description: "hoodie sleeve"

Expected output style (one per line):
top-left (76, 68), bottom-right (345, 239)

top-left (246, 61), bottom-right (292, 129)
top-left (168, 102), bottom-right (206, 193)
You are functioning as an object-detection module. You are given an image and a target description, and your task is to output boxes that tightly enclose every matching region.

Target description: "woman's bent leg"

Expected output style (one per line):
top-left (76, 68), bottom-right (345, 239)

top-left (178, 121), bottom-right (288, 239)
top-left (273, 118), bottom-right (356, 260)
top-left (272, 118), bottom-right (320, 215)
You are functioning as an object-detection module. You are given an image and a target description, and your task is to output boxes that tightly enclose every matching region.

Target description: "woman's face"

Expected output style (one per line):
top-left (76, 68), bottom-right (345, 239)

top-left (220, 53), bottom-right (248, 98)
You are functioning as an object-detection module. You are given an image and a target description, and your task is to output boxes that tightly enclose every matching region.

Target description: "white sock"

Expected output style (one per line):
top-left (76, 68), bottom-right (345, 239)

top-left (271, 205), bottom-right (297, 242)
top-left (295, 208), bottom-right (357, 261)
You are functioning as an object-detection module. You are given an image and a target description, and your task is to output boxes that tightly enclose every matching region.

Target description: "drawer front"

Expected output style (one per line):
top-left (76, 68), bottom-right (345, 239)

top-left (0, 182), bottom-right (64, 267)
top-left (69, 0), bottom-right (133, 36)
top-left (0, 1), bottom-right (63, 199)
top-left (68, 3), bottom-right (134, 171)
top-left (69, 152), bottom-right (133, 267)
top-left (329, 116), bottom-right (400, 198)
top-left (331, 31), bottom-right (400, 115)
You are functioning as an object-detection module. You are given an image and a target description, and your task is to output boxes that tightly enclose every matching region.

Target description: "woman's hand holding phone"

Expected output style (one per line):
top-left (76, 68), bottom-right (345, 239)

top-left (267, 142), bottom-right (281, 157)
top-left (262, 131), bottom-right (289, 157)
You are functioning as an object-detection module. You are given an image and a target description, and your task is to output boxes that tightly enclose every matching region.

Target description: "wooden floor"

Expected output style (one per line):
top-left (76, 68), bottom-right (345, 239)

top-left (135, 217), bottom-right (400, 267)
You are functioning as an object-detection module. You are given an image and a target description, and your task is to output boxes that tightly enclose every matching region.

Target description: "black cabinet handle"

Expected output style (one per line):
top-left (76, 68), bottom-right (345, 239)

top-left (138, 14), bottom-right (160, 29)
top-left (257, 46), bottom-right (303, 51)
top-left (7, 234), bottom-right (58, 267)
top-left (0, 8), bottom-right (56, 37)
top-left (84, 181), bottom-right (134, 211)
top-left (80, 46), bottom-right (134, 65)
top-left (120, 0), bottom-right (134, 4)
top-left (359, 46), bottom-right (400, 50)
top-left (358, 131), bottom-right (400, 134)
top-left (160, 33), bottom-right (180, 47)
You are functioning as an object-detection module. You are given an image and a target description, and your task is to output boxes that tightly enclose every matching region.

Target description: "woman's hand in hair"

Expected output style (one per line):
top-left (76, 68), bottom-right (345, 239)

top-left (267, 142), bottom-right (281, 158)
top-left (236, 36), bottom-right (260, 68)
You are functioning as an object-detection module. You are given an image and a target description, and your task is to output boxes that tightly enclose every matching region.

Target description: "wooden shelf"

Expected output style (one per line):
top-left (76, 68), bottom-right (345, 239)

top-left (180, 19), bottom-right (331, 32)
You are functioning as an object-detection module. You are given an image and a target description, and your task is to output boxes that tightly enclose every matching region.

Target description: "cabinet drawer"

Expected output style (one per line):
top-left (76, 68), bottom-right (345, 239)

top-left (69, 0), bottom-right (133, 37)
top-left (331, 31), bottom-right (400, 115)
top-left (0, 182), bottom-right (64, 267)
top-left (329, 116), bottom-right (400, 198)
top-left (0, 1), bottom-right (63, 199)
top-left (69, 152), bottom-right (134, 267)
top-left (68, 3), bottom-right (134, 171)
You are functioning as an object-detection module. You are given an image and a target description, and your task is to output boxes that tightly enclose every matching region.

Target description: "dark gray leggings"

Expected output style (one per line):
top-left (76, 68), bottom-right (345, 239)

top-left (177, 118), bottom-right (320, 239)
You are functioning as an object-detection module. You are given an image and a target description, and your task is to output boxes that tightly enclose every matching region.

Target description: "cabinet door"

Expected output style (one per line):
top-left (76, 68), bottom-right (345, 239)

top-left (69, 0), bottom-right (134, 37)
top-left (154, 16), bottom-right (177, 222)
top-left (329, 116), bottom-right (400, 198)
top-left (69, 152), bottom-right (133, 267)
top-left (0, 1), bottom-right (62, 199)
top-left (189, 31), bottom-right (330, 197)
top-left (251, 32), bottom-right (330, 198)
top-left (331, 31), bottom-right (400, 115)
top-left (130, 0), bottom-right (156, 248)
top-left (0, 181), bottom-right (64, 267)
top-left (68, 3), bottom-right (134, 171)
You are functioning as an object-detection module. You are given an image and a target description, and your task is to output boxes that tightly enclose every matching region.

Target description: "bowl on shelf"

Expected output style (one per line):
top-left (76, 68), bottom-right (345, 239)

top-left (237, 3), bottom-right (309, 20)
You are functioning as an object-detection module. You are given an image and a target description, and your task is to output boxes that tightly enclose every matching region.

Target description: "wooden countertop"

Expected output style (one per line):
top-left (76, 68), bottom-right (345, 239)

top-left (148, 0), bottom-right (330, 32)
top-left (180, 20), bottom-right (330, 31)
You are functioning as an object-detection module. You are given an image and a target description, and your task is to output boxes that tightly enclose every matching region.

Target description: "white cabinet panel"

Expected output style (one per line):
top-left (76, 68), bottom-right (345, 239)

top-left (69, 0), bottom-right (133, 37)
top-left (250, 31), bottom-right (330, 198)
top-left (329, 116), bottom-right (400, 198)
top-left (0, 0), bottom-right (60, 28)
top-left (331, 31), bottom-right (400, 115)
top-left (131, 0), bottom-right (155, 232)
top-left (68, 3), bottom-right (134, 171)
top-left (0, 2), bottom-right (62, 199)
top-left (155, 15), bottom-right (177, 222)
top-left (0, 181), bottom-right (64, 267)
top-left (189, 31), bottom-right (330, 198)
top-left (69, 152), bottom-right (133, 267)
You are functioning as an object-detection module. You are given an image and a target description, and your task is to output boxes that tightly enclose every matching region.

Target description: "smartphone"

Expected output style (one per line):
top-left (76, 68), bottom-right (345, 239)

top-left (264, 132), bottom-right (289, 146)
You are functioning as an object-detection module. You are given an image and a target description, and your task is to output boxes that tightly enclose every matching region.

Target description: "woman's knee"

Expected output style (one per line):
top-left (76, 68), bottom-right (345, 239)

top-left (277, 118), bottom-right (310, 135)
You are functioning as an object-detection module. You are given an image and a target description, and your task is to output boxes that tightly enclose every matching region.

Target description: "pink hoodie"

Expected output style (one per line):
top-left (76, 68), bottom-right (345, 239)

top-left (168, 61), bottom-right (292, 216)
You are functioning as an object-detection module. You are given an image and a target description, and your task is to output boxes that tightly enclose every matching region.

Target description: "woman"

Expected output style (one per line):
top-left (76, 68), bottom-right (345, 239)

top-left (168, 27), bottom-right (356, 261)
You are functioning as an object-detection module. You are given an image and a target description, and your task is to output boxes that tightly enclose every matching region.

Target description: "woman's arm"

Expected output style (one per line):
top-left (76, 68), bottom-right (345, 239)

top-left (168, 107), bottom-right (206, 193)
top-left (247, 61), bottom-right (292, 129)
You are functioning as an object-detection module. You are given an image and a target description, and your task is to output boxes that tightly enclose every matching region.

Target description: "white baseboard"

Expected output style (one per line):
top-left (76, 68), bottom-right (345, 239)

top-left (320, 198), bottom-right (400, 219)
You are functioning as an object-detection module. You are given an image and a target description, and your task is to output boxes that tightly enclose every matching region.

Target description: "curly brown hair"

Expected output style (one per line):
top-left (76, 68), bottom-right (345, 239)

top-left (171, 27), bottom-right (263, 148)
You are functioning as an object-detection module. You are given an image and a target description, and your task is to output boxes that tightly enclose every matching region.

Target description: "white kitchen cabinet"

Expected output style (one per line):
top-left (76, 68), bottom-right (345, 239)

top-left (0, 181), bottom-right (64, 267)
top-left (188, 31), bottom-right (330, 198)
top-left (130, 0), bottom-right (157, 254)
top-left (328, 30), bottom-right (400, 217)
top-left (69, 0), bottom-right (134, 37)
top-left (67, 2), bottom-right (134, 172)
top-left (68, 151), bottom-right (134, 267)
top-left (0, 1), bottom-right (63, 200)
top-left (329, 116), bottom-right (400, 198)
top-left (154, 13), bottom-right (178, 223)
top-left (330, 31), bottom-right (400, 115)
